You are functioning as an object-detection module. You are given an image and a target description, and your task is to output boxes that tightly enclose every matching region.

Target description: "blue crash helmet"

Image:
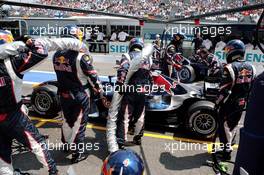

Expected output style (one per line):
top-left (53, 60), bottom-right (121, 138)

top-left (224, 39), bottom-right (246, 63)
top-left (0, 29), bottom-right (14, 45)
top-left (101, 149), bottom-right (144, 175)
top-left (128, 38), bottom-right (144, 52)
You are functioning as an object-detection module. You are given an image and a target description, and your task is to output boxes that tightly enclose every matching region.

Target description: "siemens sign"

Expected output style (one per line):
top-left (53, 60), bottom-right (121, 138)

top-left (215, 49), bottom-right (264, 74)
top-left (109, 42), bottom-right (129, 54)
top-left (215, 50), bottom-right (264, 63)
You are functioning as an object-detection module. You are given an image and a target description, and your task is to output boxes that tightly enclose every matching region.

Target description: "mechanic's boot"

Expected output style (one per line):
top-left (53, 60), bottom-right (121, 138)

top-left (133, 136), bottom-right (142, 145)
top-left (128, 127), bottom-right (135, 135)
top-left (118, 143), bottom-right (125, 149)
top-left (14, 169), bottom-right (30, 175)
top-left (71, 152), bottom-right (88, 164)
top-left (215, 150), bottom-right (231, 161)
top-left (49, 169), bottom-right (59, 175)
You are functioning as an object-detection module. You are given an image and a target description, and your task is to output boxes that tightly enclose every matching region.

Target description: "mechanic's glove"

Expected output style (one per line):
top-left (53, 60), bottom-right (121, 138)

top-left (16, 35), bottom-right (36, 54)
top-left (16, 45), bottom-right (30, 54)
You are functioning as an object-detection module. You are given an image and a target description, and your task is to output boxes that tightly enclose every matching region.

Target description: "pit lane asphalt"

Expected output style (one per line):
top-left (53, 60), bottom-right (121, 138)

top-left (16, 54), bottom-right (239, 175)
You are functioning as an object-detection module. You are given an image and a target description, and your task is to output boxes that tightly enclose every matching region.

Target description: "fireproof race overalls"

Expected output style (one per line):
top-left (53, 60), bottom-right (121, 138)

top-left (0, 37), bottom-right (85, 175)
top-left (106, 44), bottom-right (153, 153)
top-left (216, 60), bottom-right (255, 158)
top-left (233, 71), bottom-right (264, 175)
top-left (52, 45), bottom-right (102, 159)
top-left (106, 53), bottom-right (131, 153)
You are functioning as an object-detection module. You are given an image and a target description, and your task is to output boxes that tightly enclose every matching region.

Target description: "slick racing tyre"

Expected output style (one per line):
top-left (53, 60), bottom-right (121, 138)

top-left (31, 86), bottom-right (60, 118)
top-left (178, 65), bottom-right (196, 83)
top-left (186, 101), bottom-right (217, 139)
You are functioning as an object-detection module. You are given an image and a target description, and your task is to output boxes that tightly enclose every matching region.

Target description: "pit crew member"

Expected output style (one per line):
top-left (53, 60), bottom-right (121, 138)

top-left (116, 38), bottom-right (153, 149)
top-left (233, 71), bottom-right (264, 175)
top-left (215, 40), bottom-right (256, 160)
top-left (0, 30), bottom-right (86, 175)
top-left (106, 38), bottom-right (153, 152)
top-left (197, 47), bottom-right (223, 79)
top-left (52, 25), bottom-right (103, 163)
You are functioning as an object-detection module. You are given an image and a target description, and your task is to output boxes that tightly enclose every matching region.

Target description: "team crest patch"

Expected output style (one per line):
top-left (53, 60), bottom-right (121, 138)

top-left (83, 54), bottom-right (92, 63)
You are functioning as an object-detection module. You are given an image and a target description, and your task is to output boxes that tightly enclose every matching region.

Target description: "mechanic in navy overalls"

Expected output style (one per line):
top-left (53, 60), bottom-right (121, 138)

top-left (0, 30), bottom-right (86, 175)
top-left (162, 44), bottom-right (176, 77)
top-left (215, 39), bottom-right (256, 160)
top-left (116, 38), bottom-right (153, 149)
top-left (107, 38), bottom-right (154, 152)
top-left (233, 70), bottom-right (264, 175)
top-left (197, 46), bottom-right (223, 79)
top-left (106, 51), bottom-right (131, 153)
top-left (52, 25), bottom-right (103, 163)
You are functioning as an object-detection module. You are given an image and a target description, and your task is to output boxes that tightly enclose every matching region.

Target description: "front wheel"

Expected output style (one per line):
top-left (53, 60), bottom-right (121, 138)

top-left (186, 101), bottom-right (217, 139)
top-left (178, 65), bottom-right (196, 83)
top-left (31, 86), bottom-right (60, 118)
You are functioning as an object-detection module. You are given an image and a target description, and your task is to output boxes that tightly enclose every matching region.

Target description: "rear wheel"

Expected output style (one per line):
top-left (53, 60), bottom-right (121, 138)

top-left (186, 101), bottom-right (217, 139)
top-left (178, 65), bottom-right (196, 83)
top-left (31, 86), bottom-right (60, 118)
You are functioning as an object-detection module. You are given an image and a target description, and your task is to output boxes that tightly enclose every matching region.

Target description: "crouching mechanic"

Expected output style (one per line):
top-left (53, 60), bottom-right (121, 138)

top-left (52, 25), bottom-right (103, 163)
top-left (215, 40), bottom-right (256, 160)
top-left (106, 38), bottom-right (154, 152)
top-left (0, 30), bottom-right (87, 174)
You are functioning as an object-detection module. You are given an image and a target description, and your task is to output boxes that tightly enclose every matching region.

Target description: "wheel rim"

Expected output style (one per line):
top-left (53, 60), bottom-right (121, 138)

top-left (180, 68), bottom-right (190, 80)
top-left (193, 113), bottom-right (216, 135)
top-left (35, 93), bottom-right (51, 112)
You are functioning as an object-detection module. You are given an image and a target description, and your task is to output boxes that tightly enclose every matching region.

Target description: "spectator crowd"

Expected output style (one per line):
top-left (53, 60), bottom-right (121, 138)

top-left (6, 0), bottom-right (264, 22)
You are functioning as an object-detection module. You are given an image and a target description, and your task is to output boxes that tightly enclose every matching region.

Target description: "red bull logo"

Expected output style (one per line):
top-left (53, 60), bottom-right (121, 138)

top-left (54, 56), bottom-right (72, 72)
top-left (238, 69), bottom-right (252, 77)
top-left (55, 56), bottom-right (69, 64)
top-left (0, 32), bottom-right (14, 44)
top-left (237, 69), bottom-right (252, 84)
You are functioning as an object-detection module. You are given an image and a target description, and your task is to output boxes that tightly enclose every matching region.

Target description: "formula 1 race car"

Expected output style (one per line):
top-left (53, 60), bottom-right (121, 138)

top-left (26, 71), bottom-right (218, 139)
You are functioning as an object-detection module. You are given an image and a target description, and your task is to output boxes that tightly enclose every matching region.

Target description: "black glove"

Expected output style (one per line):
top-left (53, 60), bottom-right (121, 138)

top-left (15, 35), bottom-right (34, 53)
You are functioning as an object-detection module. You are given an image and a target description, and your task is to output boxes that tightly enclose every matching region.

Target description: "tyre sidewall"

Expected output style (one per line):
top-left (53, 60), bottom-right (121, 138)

top-left (179, 65), bottom-right (196, 83)
top-left (187, 101), bottom-right (217, 138)
top-left (31, 87), bottom-right (60, 117)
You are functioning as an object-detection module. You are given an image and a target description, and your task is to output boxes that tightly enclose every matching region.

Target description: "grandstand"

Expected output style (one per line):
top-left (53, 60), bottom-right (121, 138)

top-left (2, 0), bottom-right (263, 23)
